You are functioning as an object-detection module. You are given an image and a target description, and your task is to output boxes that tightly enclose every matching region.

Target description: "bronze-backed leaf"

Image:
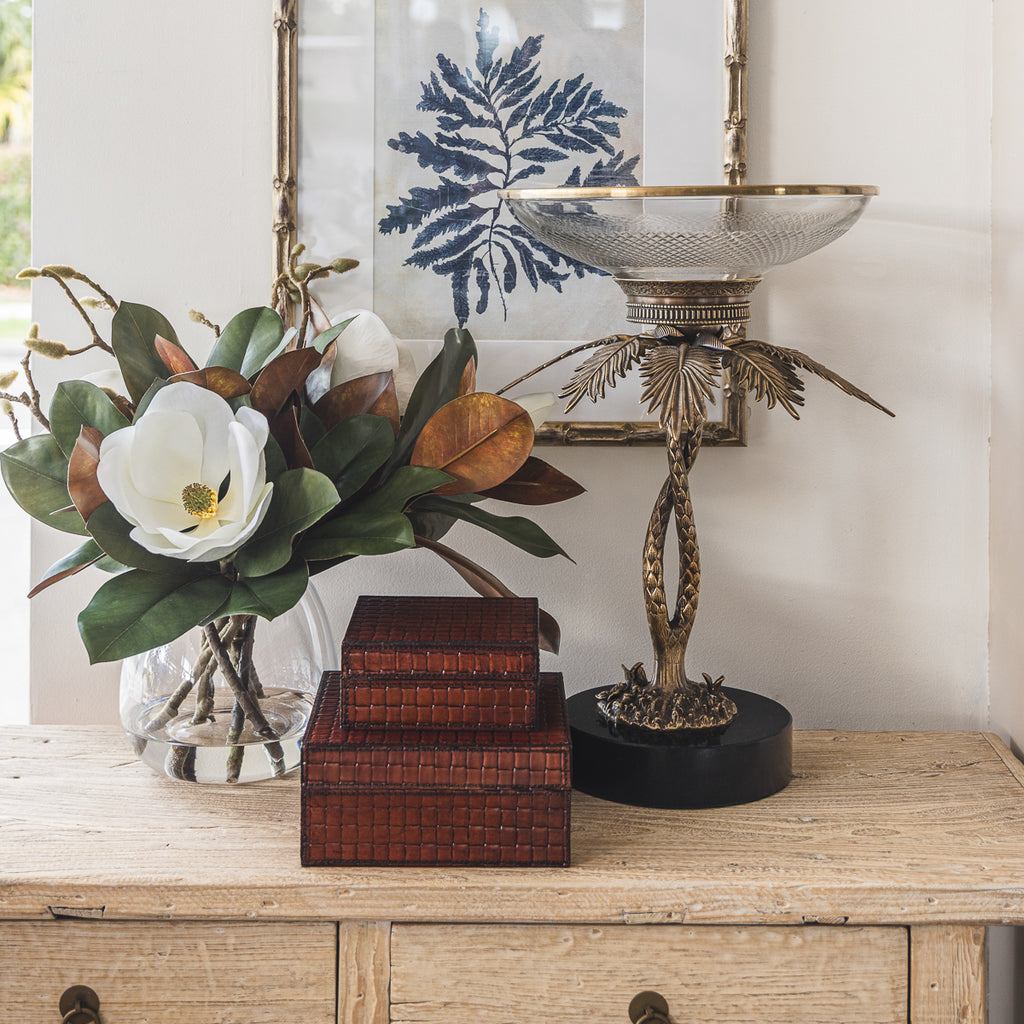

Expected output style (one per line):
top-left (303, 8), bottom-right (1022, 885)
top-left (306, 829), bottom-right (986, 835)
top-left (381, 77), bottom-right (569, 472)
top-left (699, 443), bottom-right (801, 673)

top-left (411, 393), bottom-right (533, 496)
top-left (154, 334), bottom-right (197, 376)
top-left (28, 540), bottom-right (105, 598)
top-left (639, 344), bottom-right (721, 436)
top-left (313, 371), bottom-right (394, 431)
top-left (104, 391), bottom-right (135, 420)
top-left (559, 334), bottom-right (647, 413)
top-left (721, 340), bottom-right (805, 419)
top-left (414, 534), bottom-right (560, 653)
top-left (169, 366), bottom-right (252, 400)
top-left (457, 356), bottom-right (477, 397)
top-left (369, 374), bottom-right (400, 436)
top-left (304, 339), bottom-right (338, 407)
top-left (67, 426), bottom-right (107, 523)
top-left (270, 406), bottom-right (315, 470)
top-left (250, 347), bottom-right (322, 420)
top-left (309, 295), bottom-right (333, 335)
top-left (741, 339), bottom-right (895, 418)
top-left (479, 456), bottom-right (586, 505)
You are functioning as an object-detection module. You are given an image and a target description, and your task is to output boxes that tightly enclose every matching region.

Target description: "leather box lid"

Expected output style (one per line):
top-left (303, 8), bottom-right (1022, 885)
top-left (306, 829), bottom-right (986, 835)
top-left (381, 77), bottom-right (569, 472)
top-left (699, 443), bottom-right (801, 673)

top-left (302, 673), bottom-right (570, 790)
top-left (341, 596), bottom-right (539, 682)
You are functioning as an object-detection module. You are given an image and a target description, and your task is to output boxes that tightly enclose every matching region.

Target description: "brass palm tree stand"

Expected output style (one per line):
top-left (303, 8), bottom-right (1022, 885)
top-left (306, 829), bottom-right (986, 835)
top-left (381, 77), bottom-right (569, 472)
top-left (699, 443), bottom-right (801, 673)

top-left (500, 185), bottom-right (890, 807)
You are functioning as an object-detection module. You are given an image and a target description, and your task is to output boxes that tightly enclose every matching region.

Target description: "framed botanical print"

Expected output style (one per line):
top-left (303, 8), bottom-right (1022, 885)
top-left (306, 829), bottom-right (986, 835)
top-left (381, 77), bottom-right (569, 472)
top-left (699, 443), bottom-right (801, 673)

top-left (274, 0), bottom-right (748, 444)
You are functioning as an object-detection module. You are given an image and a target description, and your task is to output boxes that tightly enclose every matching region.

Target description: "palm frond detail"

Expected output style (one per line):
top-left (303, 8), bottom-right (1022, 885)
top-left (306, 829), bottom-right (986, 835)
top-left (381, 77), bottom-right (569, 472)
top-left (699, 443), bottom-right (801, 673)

top-left (639, 344), bottom-right (721, 436)
top-left (559, 334), bottom-right (648, 413)
top-left (720, 340), bottom-right (806, 419)
top-left (738, 340), bottom-right (895, 418)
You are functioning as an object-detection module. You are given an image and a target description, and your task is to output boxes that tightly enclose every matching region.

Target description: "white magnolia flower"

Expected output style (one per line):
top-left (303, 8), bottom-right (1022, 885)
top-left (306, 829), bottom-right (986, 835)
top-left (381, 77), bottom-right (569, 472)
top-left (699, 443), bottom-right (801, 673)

top-left (330, 309), bottom-right (418, 413)
top-left (96, 381), bottom-right (274, 562)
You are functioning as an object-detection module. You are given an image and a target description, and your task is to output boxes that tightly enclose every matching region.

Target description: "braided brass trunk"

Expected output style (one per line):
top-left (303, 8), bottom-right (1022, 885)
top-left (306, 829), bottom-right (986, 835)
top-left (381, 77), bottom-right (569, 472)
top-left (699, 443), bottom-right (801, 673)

top-left (644, 429), bottom-right (701, 695)
top-left (596, 413), bottom-right (738, 731)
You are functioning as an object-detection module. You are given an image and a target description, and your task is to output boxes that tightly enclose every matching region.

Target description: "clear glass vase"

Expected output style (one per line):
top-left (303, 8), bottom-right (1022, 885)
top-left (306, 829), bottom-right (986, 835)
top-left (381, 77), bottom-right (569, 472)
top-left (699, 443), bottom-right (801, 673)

top-left (119, 583), bottom-right (335, 784)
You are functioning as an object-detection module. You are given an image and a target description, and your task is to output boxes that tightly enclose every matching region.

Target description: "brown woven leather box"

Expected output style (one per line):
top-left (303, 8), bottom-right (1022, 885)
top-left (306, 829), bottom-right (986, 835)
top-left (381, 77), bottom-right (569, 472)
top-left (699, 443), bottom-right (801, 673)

top-left (301, 672), bottom-right (570, 867)
top-left (340, 595), bottom-right (540, 730)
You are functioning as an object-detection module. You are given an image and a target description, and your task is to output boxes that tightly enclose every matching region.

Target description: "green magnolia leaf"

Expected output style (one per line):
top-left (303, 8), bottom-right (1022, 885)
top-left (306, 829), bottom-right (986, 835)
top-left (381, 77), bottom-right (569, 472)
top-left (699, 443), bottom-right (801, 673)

top-left (405, 506), bottom-right (457, 543)
top-left (0, 434), bottom-right (86, 535)
top-left (78, 570), bottom-right (230, 664)
top-left (132, 378), bottom-right (170, 420)
top-left (207, 306), bottom-right (286, 378)
top-left (298, 406), bottom-right (326, 450)
top-left (85, 501), bottom-right (194, 574)
top-left (346, 464), bottom-right (453, 518)
top-left (413, 495), bottom-right (572, 560)
top-left (310, 315), bottom-right (356, 354)
top-left (263, 433), bottom-right (289, 484)
top-left (111, 302), bottom-right (183, 404)
top-left (49, 380), bottom-right (131, 457)
top-left (95, 555), bottom-right (129, 574)
top-left (219, 556), bottom-right (309, 619)
top-left (311, 414), bottom-right (394, 502)
top-left (300, 511), bottom-right (415, 561)
top-left (386, 327), bottom-right (477, 473)
top-left (232, 467), bottom-right (340, 577)
top-left (404, 492), bottom-right (481, 544)
top-left (250, 326), bottom-right (298, 374)
top-left (28, 538), bottom-right (105, 598)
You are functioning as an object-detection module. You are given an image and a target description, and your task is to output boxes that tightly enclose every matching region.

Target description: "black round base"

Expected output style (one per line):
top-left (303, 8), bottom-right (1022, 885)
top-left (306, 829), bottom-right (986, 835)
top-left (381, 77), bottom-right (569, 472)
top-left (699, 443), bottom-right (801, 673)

top-left (568, 686), bottom-right (792, 808)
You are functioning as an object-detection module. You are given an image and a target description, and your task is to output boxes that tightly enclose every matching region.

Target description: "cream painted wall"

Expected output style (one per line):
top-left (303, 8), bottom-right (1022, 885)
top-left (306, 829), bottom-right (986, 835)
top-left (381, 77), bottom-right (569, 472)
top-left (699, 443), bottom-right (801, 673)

top-left (989, 0), bottom-right (1024, 1015)
top-left (31, 1), bottom-right (992, 733)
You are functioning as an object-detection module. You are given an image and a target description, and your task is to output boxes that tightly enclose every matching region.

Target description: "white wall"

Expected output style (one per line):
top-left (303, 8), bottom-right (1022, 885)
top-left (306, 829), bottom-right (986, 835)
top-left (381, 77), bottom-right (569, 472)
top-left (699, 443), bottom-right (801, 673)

top-left (989, 0), bottom-right (1024, 1014)
top-left (30, 1), bottom-right (275, 722)
top-left (31, 1), bottom-right (992, 730)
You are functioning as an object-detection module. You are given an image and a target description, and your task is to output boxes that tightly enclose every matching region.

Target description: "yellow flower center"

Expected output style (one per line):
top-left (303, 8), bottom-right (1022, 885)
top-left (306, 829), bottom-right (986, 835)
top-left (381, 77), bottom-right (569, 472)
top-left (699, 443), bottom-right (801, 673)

top-left (181, 482), bottom-right (218, 519)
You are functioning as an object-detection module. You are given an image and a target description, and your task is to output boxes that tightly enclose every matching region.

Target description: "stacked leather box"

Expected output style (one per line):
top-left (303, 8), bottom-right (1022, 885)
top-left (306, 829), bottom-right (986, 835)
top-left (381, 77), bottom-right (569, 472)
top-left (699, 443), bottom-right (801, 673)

top-left (300, 595), bottom-right (571, 867)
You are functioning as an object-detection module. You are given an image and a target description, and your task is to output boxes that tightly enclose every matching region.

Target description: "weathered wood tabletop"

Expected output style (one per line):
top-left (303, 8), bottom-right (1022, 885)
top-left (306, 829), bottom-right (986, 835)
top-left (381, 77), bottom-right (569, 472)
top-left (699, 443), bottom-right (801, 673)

top-left (1, 727), bottom-right (1022, 926)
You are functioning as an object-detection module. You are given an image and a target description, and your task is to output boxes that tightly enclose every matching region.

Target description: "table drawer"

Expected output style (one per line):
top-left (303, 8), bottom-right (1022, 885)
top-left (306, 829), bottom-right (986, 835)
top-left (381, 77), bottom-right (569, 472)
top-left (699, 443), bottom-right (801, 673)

top-left (0, 920), bottom-right (336, 1024)
top-left (390, 924), bottom-right (908, 1024)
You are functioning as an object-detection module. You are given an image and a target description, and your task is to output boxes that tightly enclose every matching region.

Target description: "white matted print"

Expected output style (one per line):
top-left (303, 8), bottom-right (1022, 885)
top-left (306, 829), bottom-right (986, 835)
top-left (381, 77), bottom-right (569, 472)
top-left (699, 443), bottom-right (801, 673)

top-left (297, 0), bottom-right (728, 426)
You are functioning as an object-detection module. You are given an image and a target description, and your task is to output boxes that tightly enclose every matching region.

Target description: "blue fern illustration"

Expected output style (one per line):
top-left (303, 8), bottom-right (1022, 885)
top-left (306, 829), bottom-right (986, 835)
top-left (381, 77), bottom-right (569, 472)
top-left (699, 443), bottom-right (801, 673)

top-left (379, 9), bottom-right (640, 326)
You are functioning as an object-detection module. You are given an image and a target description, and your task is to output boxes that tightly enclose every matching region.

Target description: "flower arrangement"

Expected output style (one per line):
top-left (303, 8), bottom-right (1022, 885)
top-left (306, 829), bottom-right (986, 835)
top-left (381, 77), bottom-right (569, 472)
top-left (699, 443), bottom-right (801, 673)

top-left (0, 250), bottom-right (582, 760)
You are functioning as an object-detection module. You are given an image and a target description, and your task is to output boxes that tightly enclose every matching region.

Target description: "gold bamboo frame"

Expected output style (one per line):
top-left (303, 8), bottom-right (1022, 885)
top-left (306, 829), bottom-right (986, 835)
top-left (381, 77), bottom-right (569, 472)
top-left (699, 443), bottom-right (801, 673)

top-left (272, 0), bottom-right (750, 447)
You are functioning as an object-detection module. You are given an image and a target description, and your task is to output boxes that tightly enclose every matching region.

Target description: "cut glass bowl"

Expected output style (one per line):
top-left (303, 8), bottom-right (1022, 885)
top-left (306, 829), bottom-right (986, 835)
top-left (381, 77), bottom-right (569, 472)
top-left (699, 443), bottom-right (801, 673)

top-left (499, 185), bottom-right (878, 281)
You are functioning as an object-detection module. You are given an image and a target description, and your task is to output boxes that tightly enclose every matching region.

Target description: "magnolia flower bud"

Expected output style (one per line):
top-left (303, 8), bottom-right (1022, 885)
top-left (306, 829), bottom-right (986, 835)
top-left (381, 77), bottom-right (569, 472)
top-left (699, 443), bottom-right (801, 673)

top-left (0, 369), bottom-right (19, 390)
top-left (0, 399), bottom-right (13, 416)
top-left (41, 264), bottom-right (77, 279)
top-left (330, 309), bottom-right (418, 413)
top-left (15, 268), bottom-right (40, 280)
top-left (330, 258), bottom-right (359, 274)
top-left (80, 296), bottom-right (112, 310)
top-left (24, 338), bottom-right (69, 360)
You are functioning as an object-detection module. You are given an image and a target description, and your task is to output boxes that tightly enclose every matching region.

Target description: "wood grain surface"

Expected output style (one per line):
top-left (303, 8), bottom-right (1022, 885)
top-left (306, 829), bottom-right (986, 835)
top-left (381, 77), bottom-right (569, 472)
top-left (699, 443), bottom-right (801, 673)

top-left (339, 920), bottom-right (391, 1024)
top-left (0, 919), bottom-right (336, 1023)
top-left (1, 728), bottom-right (1023, 926)
top-left (910, 925), bottom-right (986, 1023)
top-left (390, 923), bottom-right (908, 1024)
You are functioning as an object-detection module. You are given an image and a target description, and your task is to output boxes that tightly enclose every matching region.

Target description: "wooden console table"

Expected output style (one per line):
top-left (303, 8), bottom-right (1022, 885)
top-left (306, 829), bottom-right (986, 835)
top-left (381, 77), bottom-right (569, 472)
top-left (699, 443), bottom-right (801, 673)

top-left (1, 728), bottom-right (1021, 1022)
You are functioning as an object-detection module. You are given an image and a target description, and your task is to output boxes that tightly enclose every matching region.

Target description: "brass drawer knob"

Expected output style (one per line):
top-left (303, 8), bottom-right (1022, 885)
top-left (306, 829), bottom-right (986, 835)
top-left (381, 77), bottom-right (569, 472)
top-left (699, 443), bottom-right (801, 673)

top-left (628, 990), bottom-right (672, 1024)
top-left (59, 985), bottom-right (101, 1024)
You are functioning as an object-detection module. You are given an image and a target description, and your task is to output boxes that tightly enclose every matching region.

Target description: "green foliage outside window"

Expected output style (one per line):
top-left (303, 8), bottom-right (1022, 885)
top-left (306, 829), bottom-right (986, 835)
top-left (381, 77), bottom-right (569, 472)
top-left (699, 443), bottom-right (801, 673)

top-left (0, 0), bottom-right (30, 289)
